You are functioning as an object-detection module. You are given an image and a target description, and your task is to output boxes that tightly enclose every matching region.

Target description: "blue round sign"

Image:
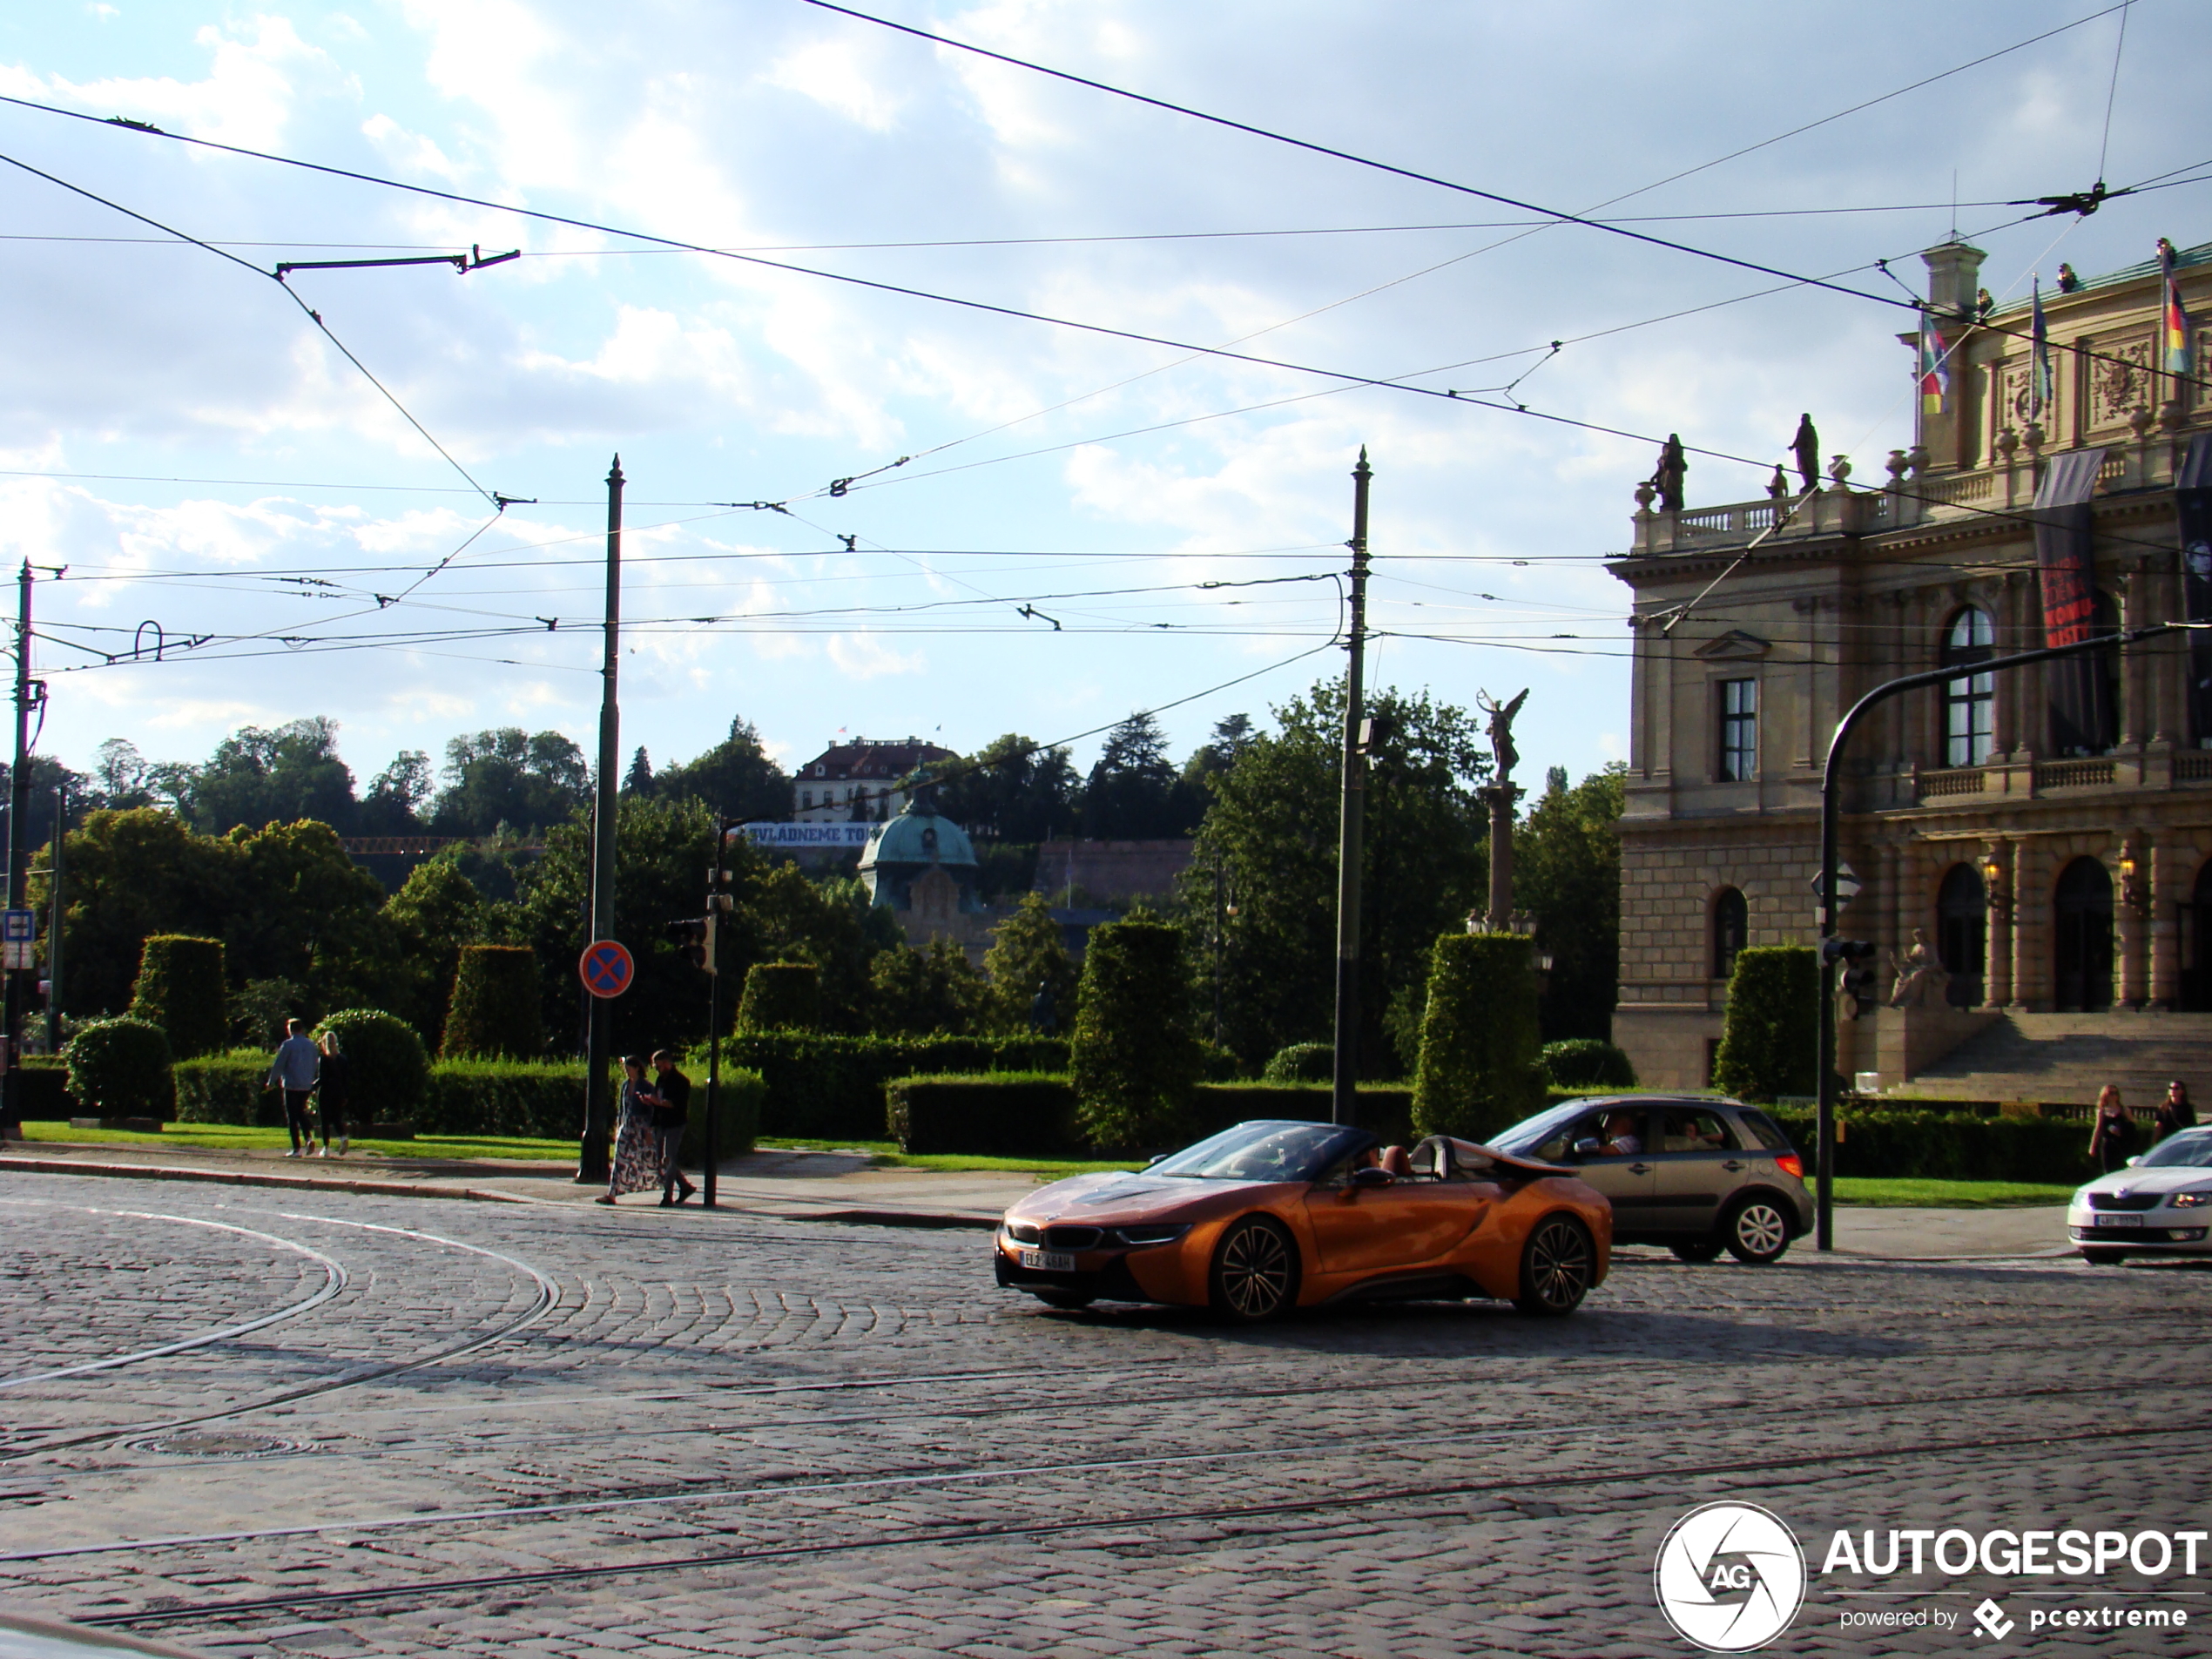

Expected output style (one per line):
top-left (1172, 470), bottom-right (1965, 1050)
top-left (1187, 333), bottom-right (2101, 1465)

top-left (578, 940), bottom-right (634, 999)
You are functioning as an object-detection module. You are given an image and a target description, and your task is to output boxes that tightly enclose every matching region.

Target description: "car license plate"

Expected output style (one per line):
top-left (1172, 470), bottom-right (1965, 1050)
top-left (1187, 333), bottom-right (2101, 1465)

top-left (2094, 1215), bottom-right (2144, 1229)
top-left (1020, 1249), bottom-right (1076, 1271)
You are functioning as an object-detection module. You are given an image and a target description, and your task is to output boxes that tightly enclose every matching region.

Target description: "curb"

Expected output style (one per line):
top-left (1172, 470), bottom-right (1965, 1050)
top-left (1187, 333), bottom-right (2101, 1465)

top-left (0, 1157), bottom-right (531, 1205)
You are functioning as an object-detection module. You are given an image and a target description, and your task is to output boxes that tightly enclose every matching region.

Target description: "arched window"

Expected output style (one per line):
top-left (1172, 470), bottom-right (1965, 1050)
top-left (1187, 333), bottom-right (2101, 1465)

top-left (1942, 607), bottom-right (1995, 767)
top-left (1936, 862), bottom-right (1986, 1007)
top-left (1712, 887), bottom-right (1748, 980)
top-left (2054, 857), bottom-right (2114, 1011)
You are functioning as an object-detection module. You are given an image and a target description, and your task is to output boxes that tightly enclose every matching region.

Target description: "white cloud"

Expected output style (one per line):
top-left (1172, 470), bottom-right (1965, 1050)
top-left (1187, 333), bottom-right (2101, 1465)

top-left (764, 37), bottom-right (906, 133)
top-left (826, 632), bottom-right (923, 678)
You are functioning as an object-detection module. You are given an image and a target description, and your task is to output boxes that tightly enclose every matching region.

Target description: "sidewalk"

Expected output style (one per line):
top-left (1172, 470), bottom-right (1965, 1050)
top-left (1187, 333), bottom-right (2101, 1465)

top-left (0, 1139), bottom-right (2076, 1258)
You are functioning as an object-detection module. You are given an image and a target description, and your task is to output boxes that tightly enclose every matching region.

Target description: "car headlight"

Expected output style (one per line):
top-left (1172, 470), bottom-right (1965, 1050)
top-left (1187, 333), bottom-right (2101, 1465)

top-left (1110, 1224), bottom-right (1191, 1247)
top-left (2170, 1191), bottom-right (2212, 1209)
top-left (1005, 1222), bottom-right (1041, 1243)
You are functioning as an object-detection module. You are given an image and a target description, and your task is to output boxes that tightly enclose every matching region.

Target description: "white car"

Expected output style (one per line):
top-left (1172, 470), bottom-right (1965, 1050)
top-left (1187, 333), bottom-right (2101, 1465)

top-left (2069, 1124), bottom-right (2212, 1264)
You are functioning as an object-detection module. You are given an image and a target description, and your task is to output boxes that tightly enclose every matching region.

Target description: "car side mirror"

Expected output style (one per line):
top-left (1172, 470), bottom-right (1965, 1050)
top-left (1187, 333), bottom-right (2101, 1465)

top-left (1144, 1153), bottom-right (1166, 1168)
top-left (1349, 1165), bottom-right (1393, 1189)
top-left (1572, 1137), bottom-right (1601, 1160)
top-left (2125, 1156), bottom-right (2143, 1168)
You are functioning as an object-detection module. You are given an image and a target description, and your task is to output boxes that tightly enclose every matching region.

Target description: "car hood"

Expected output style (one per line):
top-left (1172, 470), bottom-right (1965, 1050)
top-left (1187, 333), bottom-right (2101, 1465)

top-left (2076, 1166), bottom-right (2212, 1199)
top-left (1007, 1168), bottom-right (1278, 1223)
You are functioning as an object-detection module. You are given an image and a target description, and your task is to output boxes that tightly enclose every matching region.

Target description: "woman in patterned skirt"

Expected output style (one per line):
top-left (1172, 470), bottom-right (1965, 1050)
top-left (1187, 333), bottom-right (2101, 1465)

top-left (595, 1055), bottom-right (661, 1204)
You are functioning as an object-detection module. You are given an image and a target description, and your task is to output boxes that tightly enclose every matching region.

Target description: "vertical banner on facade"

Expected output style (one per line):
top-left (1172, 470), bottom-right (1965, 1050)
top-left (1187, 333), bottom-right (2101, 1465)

top-left (2033, 447), bottom-right (2110, 754)
top-left (2176, 435), bottom-right (2212, 743)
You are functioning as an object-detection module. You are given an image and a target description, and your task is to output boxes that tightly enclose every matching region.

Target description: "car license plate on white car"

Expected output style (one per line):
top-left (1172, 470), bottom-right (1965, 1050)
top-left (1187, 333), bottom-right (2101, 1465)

top-left (2094, 1215), bottom-right (2143, 1228)
top-left (1020, 1249), bottom-right (1076, 1271)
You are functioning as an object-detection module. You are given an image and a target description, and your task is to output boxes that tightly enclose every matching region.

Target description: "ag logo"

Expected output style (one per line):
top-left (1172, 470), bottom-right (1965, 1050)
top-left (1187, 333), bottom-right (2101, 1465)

top-left (1654, 1501), bottom-right (1806, 1652)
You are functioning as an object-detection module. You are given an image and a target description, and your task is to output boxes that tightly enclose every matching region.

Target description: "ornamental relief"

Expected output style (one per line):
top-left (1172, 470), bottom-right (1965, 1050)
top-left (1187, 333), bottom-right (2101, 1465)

top-left (2087, 332), bottom-right (2154, 429)
top-left (1993, 361), bottom-right (2039, 436)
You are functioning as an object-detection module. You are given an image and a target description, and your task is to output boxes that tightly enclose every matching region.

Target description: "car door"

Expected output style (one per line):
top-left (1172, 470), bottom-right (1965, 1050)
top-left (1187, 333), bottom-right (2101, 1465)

top-left (1537, 1106), bottom-right (1658, 1231)
top-left (1649, 1104), bottom-right (1747, 1235)
top-left (1301, 1176), bottom-right (1483, 1277)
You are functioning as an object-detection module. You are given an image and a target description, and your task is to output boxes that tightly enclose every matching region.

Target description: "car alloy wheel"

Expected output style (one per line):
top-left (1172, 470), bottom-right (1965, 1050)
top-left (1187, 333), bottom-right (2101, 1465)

top-left (1514, 1216), bottom-right (1594, 1316)
top-left (1210, 1217), bottom-right (1298, 1322)
top-left (1723, 1197), bottom-right (1791, 1264)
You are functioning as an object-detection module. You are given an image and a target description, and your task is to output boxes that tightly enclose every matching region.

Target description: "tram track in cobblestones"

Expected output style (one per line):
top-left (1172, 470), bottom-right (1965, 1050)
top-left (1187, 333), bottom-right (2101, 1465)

top-left (68, 1408), bottom-right (2212, 1632)
top-left (0, 1213), bottom-right (561, 1464)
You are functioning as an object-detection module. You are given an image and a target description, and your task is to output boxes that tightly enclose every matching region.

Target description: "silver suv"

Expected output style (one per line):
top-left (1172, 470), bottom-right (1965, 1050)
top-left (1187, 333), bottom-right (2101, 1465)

top-left (1487, 1096), bottom-right (1814, 1264)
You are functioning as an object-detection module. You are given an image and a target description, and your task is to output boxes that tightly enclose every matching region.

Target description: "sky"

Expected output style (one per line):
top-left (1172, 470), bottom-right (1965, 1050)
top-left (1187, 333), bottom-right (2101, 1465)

top-left (0, 0), bottom-right (2205, 799)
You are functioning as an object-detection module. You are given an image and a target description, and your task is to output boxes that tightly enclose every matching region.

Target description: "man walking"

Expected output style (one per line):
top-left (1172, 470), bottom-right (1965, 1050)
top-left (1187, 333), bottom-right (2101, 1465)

top-left (650, 1049), bottom-right (698, 1207)
top-left (266, 1019), bottom-right (320, 1159)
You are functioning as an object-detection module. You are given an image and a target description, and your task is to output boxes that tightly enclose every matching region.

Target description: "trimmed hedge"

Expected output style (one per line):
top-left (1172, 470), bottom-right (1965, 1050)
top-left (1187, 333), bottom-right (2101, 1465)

top-left (175, 1053), bottom-right (275, 1125)
top-left (1413, 933), bottom-right (1546, 1140)
top-left (677, 1069), bottom-right (764, 1168)
top-left (738, 962), bottom-right (822, 1033)
top-left (1262, 1042), bottom-right (1334, 1084)
top-left (1714, 946), bottom-right (1817, 1102)
top-left (1542, 1038), bottom-right (1636, 1089)
top-left (64, 1016), bottom-right (174, 1116)
top-left (442, 946), bottom-right (545, 1060)
top-left (132, 935), bottom-right (229, 1060)
top-left (884, 1076), bottom-right (1416, 1157)
top-left (319, 1009), bottom-right (430, 1121)
top-left (712, 1034), bottom-right (1070, 1141)
top-left (1769, 1107), bottom-right (2097, 1185)
top-left (1072, 919), bottom-right (1202, 1148)
top-left (11, 1057), bottom-right (74, 1120)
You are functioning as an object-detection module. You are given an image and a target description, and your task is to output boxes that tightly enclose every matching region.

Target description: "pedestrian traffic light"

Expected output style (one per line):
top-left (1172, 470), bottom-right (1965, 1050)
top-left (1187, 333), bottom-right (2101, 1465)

top-left (664, 916), bottom-right (716, 974)
top-left (1822, 936), bottom-right (1878, 1018)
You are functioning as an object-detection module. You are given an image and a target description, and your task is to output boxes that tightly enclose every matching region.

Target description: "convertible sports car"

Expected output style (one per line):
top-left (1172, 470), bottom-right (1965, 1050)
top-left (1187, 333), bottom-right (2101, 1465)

top-left (994, 1118), bottom-right (1612, 1322)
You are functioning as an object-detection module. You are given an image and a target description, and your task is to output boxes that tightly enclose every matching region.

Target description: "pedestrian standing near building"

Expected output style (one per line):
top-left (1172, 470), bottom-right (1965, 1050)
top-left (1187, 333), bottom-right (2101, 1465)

top-left (265, 1018), bottom-right (320, 1159)
top-left (651, 1049), bottom-right (698, 1207)
top-left (595, 1055), bottom-right (661, 1206)
top-left (314, 1030), bottom-right (350, 1158)
top-left (2154, 1080), bottom-right (2198, 1144)
top-left (2089, 1085), bottom-right (2136, 1174)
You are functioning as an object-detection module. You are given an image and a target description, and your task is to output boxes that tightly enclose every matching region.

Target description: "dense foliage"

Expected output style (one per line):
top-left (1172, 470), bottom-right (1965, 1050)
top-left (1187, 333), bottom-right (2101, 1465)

top-left (1411, 933), bottom-right (1546, 1140)
top-left (980, 891), bottom-right (1079, 1035)
top-left (1262, 1042), bottom-right (1334, 1083)
top-left (1070, 919), bottom-right (1202, 1148)
top-left (1712, 946), bottom-right (1817, 1102)
top-left (1541, 1038), bottom-right (1637, 1089)
top-left (130, 934), bottom-right (229, 1059)
top-left (737, 962), bottom-right (822, 1033)
top-left (717, 1032), bottom-right (1071, 1141)
top-left (1514, 765), bottom-right (1626, 1042)
top-left (442, 946), bottom-right (546, 1059)
top-left (318, 1008), bottom-right (432, 1120)
top-left (64, 1015), bottom-right (173, 1116)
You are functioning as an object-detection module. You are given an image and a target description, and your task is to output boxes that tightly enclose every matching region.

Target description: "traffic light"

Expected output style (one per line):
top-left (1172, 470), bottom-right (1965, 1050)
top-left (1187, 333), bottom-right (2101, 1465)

top-left (1823, 937), bottom-right (1878, 1018)
top-left (664, 916), bottom-right (716, 975)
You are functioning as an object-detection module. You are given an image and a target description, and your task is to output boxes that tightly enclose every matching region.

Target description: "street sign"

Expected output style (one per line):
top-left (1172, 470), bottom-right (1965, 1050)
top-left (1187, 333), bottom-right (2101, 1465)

top-left (1807, 863), bottom-right (1862, 905)
top-left (1, 910), bottom-right (34, 972)
top-left (578, 940), bottom-right (635, 1000)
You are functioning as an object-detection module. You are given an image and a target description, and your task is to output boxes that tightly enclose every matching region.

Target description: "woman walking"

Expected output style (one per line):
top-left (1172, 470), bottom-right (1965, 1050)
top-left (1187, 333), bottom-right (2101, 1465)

top-left (595, 1055), bottom-right (661, 1206)
top-left (2089, 1085), bottom-right (2137, 1175)
top-left (314, 1030), bottom-right (350, 1158)
top-left (2155, 1081), bottom-right (2199, 1144)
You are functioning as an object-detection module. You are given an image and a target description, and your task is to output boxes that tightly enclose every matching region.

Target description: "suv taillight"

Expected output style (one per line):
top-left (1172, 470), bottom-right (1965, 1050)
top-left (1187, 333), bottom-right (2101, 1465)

top-left (1776, 1155), bottom-right (1804, 1180)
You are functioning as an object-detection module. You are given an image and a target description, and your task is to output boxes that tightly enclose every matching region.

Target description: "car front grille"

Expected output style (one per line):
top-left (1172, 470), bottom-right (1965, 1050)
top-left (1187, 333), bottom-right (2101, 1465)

top-left (1043, 1225), bottom-right (1103, 1251)
top-left (2088, 1192), bottom-right (2162, 1211)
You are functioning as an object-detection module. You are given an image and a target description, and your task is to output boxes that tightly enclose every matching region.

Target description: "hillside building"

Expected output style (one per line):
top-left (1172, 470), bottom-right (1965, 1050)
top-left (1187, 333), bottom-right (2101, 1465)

top-left (792, 736), bottom-right (954, 823)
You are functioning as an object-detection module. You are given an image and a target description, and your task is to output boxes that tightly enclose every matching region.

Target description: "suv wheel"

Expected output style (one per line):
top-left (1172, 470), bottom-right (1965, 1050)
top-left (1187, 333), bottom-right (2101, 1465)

top-left (1514, 1216), bottom-right (1595, 1316)
top-left (1669, 1238), bottom-right (1723, 1264)
top-left (1722, 1196), bottom-right (1791, 1264)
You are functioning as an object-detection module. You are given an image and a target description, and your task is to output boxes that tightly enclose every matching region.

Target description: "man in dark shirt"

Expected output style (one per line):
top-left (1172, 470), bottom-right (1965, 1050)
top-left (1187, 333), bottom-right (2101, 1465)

top-left (650, 1050), bottom-right (698, 1206)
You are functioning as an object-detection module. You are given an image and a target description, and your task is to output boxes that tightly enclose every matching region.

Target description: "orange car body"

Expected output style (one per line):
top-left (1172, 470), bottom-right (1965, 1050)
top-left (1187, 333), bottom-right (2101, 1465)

top-left (995, 1123), bottom-right (1612, 1314)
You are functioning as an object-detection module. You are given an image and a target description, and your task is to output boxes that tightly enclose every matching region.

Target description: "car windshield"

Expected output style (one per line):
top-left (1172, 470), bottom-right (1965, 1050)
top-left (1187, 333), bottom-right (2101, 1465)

top-left (2138, 1130), bottom-right (2212, 1170)
top-left (1150, 1121), bottom-right (1367, 1184)
top-left (1487, 1103), bottom-right (1591, 1157)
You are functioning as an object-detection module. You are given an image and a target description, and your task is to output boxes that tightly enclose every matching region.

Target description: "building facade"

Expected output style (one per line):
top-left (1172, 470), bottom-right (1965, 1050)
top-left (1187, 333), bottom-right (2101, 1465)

top-left (1610, 235), bottom-right (2212, 1089)
top-left (791, 736), bottom-right (955, 823)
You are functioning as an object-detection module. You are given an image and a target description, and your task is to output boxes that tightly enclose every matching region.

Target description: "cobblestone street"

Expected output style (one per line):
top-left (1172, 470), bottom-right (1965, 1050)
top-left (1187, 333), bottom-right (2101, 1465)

top-left (0, 1170), bottom-right (2205, 1657)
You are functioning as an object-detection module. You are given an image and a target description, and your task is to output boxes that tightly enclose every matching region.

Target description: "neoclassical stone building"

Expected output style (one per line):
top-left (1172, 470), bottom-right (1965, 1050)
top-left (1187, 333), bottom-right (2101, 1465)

top-left (1609, 233), bottom-right (2212, 1091)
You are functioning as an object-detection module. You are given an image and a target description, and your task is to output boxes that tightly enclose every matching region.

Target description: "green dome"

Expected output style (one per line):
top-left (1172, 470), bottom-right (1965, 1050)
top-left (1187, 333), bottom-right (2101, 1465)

top-left (860, 805), bottom-right (978, 873)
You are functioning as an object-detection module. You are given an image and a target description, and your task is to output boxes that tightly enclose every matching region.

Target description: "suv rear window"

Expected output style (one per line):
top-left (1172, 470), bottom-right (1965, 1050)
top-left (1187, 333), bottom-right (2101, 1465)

top-left (1735, 1109), bottom-right (1795, 1154)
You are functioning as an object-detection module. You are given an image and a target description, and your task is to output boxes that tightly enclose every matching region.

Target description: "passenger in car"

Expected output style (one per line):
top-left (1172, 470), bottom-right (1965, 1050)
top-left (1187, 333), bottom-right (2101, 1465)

top-left (1600, 1113), bottom-right (1643, 1157)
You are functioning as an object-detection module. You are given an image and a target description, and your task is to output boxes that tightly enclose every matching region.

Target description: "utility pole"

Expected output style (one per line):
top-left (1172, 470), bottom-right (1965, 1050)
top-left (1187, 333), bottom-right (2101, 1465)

top-left (44, 784), bottom-right (63, 1055)
top-left (702, 821), bottom-right (739, 1209)
top-left (578, 457), bottom-right (624, 1184)
top-left (1, 563), bottom-right (36, 1136)
top-left (1329, 448), bottom-right (1373, 1128)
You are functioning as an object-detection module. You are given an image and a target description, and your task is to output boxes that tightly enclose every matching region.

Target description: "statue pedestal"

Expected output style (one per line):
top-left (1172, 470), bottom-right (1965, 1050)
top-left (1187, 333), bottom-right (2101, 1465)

top-left (1479, 782), bottom-right (1522, 931)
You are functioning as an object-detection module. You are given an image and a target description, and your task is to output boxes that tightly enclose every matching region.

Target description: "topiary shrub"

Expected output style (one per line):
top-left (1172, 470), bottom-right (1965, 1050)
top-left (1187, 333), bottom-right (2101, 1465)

top-left (738, 961), bottom-right (822, 1033)
top-left (1541, 1037), bottom-right (1637, 1090)
top-left (1712, 945), bottom-right (1817, 1103)
top-left (1262, 1042), bottom-right (1334, 1083)
top-left (441, 946), bottom-right (545, 1060)
top-left (64, 1015), bottom-right (174, 1117)
top-left (1412, 933), bottom-right (1547, 1141)
top-left (318, 1008), bottom-right (430, 1123)
top-left (1071, 918), bottom-right (1201, 1150)
top-left (130, 935), bottom-right (229, 1060)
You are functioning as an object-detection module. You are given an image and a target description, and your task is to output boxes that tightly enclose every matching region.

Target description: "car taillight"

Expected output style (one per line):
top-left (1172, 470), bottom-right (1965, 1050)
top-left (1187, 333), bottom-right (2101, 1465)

top-left (1776, 1155), bottom-right (1804, 1180)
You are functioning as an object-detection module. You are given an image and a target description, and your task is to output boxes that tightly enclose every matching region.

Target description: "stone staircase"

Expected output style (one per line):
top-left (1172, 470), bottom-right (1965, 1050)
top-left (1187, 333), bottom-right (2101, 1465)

top-left (1898, 1012), bottom-right (2212, 1109)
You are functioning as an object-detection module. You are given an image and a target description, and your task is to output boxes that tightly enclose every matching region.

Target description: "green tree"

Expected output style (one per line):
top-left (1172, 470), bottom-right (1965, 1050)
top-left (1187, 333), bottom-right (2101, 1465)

top-left (430, 728), bottom-right (591, 836)
top-left (1082, 711), bottom-right (1201, 839)
top-left (1514, 763), bottom-right (1626, 1042)
top-left (1411, 933), bottom-right (1546, 1140)
top-left (651, 716), bottom-right (792, 825)
top-left (935, 732), bottom-right (1080, 842)
top-left (64, 1015), bottom-right (172, 1116)
top-left (229, 819), bottom-right (401, 1015)
top-left (442, 945), bottom-right (547, 1058)
top-left (981, 890), bottom-right (1079, 1035)
top-left (1184, 676), bottom-right (1490, 1072)
top-left (381, 854), bottom-right (487, 1049)
top-left (1071, 918), bottom-right (1200, 1147)
top-left (178, 717), bottom-right (359, 835)
top-left (1181, 711), bottom-right (1256, 787)
top-left (130, 935), bottom-right (228, 1059)
top-left (737, 961), bottom-right (822, 1032)
top-left (357, 750), bottom-right (433, 835)
top-left (51, 808), bottom-right (244, 1016)
top-left (867, 939), bottom-right (989, 1036)
top-left (1712, 946), bottom-right (1818, 1103)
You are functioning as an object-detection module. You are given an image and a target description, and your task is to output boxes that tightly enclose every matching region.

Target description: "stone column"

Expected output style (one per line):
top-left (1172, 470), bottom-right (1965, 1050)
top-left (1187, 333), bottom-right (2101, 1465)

top-left (2151, 548), bottom-right (2182, 748)
top-left (2010, 838), bottom-right (2045, 1009)
top-left (2121, 560), bottom-right (2148, 750)
top-left (1882, 840), bottom-right (1907, 998)
top-left (2152, 834), bottom-right (2183, 1008)
top-left (1481, 783), bottom-right (1521, 931)
top-left (1984, 841), bottom-right (2015, 1008)
top-left (2117, 833), bottom-right (2148, 1008)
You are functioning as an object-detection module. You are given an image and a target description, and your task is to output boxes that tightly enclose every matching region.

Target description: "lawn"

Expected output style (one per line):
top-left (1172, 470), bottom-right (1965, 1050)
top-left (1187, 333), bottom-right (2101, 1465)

top-left (1831, 1177), bottom-right (2076, 1208)
top-left (753, 1136), bottom-right (1136, 1177)
top-left (16, 1121), bottom-right (577, 1163)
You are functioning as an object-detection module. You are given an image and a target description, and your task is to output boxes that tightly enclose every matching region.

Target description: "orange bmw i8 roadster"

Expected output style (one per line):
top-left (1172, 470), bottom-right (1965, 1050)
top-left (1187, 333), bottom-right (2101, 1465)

top-left (994, 1118), bottom-right (1612, 1322)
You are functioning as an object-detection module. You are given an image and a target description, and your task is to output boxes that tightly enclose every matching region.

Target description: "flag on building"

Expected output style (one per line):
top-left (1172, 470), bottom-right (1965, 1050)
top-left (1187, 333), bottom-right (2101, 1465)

top-left (2031, 276), bottom-right (2054, 419)
top-left (2162, 241), bottom-right (2192, 374)
top-left (1919, 314), bottom-right (1951, 415)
